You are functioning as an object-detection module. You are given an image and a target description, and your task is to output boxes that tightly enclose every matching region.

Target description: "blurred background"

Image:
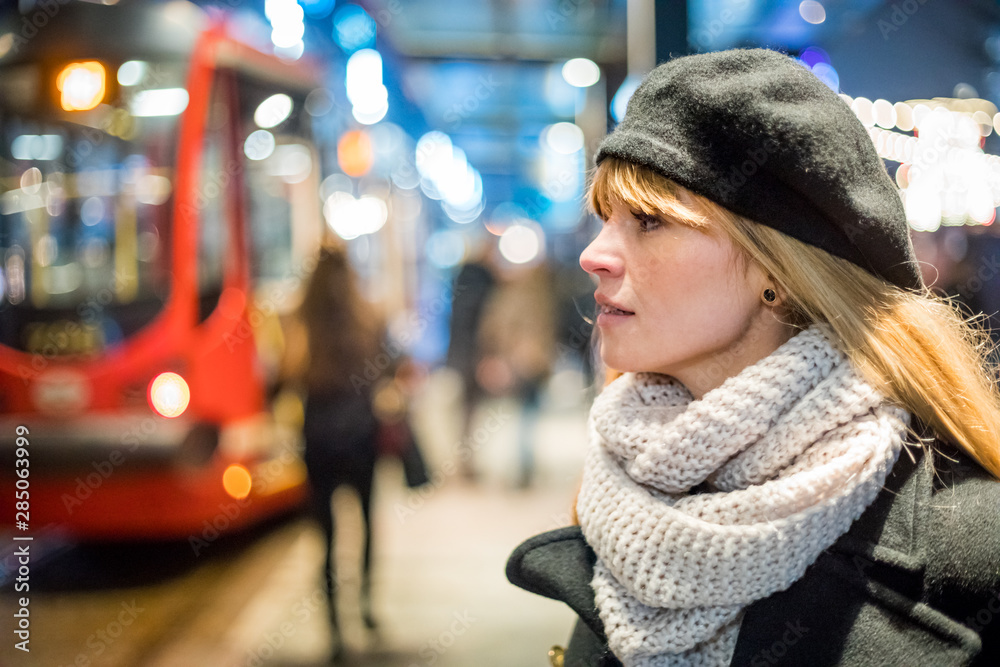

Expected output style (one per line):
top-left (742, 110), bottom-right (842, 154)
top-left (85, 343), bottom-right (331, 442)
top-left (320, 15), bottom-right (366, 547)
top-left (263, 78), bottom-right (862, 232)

top-left (1, 0), bottom-right (999, 665)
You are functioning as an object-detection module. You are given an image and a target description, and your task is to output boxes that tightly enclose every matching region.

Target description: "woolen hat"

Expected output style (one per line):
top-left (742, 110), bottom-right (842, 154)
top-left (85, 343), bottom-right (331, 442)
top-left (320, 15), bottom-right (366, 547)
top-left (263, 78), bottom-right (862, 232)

top-left (596, 48), bottom-right (925, 292)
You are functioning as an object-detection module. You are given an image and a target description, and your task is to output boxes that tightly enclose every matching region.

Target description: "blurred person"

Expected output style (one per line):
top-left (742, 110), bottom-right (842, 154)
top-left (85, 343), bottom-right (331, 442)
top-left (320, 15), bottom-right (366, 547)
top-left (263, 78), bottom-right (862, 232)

top-left (445, 241), bottom-right (498, 479)
top-left (282, 241), bottom-right (383, 660)
top-left (507, 49), bottom-right (1000, 666)
top-left (476, 261), bottom-right (557, 487)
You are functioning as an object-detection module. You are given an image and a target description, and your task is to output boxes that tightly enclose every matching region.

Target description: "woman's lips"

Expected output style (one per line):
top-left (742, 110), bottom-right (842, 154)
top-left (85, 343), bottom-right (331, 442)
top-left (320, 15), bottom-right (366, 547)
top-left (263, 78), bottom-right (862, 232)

top-left (596, 302), bottom-right (634, 326)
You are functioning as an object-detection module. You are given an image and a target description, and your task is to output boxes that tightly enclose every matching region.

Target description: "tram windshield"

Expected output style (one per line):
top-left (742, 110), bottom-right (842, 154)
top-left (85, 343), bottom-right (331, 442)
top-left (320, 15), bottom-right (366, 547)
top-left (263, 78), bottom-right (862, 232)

top-left (0, 60), bottom-right (184, 355)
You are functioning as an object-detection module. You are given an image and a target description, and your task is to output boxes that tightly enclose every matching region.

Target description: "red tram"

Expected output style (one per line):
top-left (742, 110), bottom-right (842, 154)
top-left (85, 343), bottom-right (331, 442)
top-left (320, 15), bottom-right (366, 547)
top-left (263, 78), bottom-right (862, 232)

top-left (0, 1), bottom-right (329, 539)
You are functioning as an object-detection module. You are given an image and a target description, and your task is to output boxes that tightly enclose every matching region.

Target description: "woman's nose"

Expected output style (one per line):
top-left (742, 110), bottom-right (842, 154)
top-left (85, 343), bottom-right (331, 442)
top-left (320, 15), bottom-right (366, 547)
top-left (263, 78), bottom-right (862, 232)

top-left (580, 226), bottom-right (624, 278)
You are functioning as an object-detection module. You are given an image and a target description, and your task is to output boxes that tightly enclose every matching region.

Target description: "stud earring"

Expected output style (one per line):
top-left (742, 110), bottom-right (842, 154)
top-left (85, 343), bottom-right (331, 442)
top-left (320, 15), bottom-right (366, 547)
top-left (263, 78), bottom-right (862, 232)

top-left (762, 288), bottom-right (776, 303)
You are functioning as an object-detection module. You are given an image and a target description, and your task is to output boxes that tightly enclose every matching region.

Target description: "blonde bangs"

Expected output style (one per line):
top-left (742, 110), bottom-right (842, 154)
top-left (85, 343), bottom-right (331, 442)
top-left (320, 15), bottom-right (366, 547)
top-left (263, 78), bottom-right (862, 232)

top-left (589, 157), bottom-right (710, 229)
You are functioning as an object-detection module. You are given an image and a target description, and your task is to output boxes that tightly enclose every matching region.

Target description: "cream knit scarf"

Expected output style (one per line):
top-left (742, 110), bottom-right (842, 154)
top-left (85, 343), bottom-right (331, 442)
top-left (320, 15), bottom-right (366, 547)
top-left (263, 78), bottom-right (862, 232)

top-left (577, 324), bottom-right (910, 667)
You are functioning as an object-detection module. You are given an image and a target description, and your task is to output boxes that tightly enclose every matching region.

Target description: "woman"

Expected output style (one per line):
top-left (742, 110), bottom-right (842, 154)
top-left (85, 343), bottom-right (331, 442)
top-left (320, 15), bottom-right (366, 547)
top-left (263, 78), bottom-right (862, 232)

top-left (287, 242), bottom-right (383, 656)
top-left (506, 49), bottom-right (1000, 666)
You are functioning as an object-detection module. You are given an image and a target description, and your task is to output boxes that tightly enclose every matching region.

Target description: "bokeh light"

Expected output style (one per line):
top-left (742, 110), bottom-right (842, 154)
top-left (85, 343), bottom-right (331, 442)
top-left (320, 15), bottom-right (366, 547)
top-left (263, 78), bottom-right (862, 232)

top-left (561, 58), bottom-right (600, 88)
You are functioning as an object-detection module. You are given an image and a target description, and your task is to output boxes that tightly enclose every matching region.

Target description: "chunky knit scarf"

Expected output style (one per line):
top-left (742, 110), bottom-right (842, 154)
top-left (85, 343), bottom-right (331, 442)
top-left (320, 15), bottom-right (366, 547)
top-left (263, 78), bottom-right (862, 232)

top-left (577, 324), bottom-right (910, 667)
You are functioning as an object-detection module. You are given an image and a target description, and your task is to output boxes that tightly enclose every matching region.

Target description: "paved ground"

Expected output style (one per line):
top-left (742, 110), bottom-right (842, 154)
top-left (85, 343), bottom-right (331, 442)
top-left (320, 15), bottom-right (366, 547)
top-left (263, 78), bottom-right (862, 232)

top-left (0, 367), bottom-right (593, 667)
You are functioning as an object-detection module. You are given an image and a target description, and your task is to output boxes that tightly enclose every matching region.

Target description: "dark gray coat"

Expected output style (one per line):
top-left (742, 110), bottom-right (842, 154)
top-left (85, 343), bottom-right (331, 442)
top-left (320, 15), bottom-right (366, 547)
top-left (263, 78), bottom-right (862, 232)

top-left (507, 432), bottom-right (1000, 666)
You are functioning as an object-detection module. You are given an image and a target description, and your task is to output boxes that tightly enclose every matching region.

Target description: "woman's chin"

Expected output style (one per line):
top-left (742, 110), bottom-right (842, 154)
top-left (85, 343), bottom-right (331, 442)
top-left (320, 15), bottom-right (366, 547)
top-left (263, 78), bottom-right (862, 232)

top-left (599, 347), bottom-right (639, 374)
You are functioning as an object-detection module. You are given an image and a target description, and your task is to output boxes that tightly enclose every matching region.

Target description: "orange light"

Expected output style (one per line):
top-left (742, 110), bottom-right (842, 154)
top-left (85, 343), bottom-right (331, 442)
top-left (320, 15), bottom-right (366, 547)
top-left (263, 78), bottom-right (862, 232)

top-left (222, 464), bottom-right (253, 500)
top-left (57, 61), bottom-right (107, 111)
top-left (148, 372), bottom-right (191, 418)
top-left (337, 130), bottom-right (373, 177)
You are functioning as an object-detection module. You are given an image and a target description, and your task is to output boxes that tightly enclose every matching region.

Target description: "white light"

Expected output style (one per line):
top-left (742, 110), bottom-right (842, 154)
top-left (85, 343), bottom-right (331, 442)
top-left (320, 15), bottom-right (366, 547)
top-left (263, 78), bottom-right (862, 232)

top-left (149, 372), bottom-right (191, 419)
top-left (894, 102), bottom-right (914, 132)
top-left (266, 144), bottom-right (313, 183)
top-left (11, 135), bottom-right (63, 161)
top-left (20, 168), bottom-right (42, 194)
top-left (968, 185), bottom-right (996, 224)
top-left (351, 84), bottom-right (388, 114)
top-left (346, 49), bottom-right (384, 104)
top-left (130, 88), bottom-right (189, 117)
top-left (265, 0), bottom-right (296, 21)
top-left (254, 94), bottom-right (294, 129)
top-left (267, 0), bottom-right (304, 25)
top-left (561, 58), bottom-right (600, 88)
top-left (117, 60), bottom-right (147, 86)
top-left (346, 49), bottom-right (388, 122)
top-left (905, 187), bottom-right (941, 233)
top-left (320, 173), bottom-right (354, 201)
top-left (352, 99), bottom-right (389, 125)
top-left (443, 198), bottom-right (484, 224)
top-left (356, 195), bottom-right (388, 235)
top-left (443, 168), bottom-right (482, 211)
top-left (135, 175), bottom-right (172, 205)
top-left (799, 0), bottom-right (826, 24)
top-left (244, 130), bottom-right (276, 161)
top-left (415, 131), bottom-right (454, 180)
top-left (323, 192), bottom-right (388, 240)
top-left (498, 224), bottom-right (542, 264)
top-left (851, 97), bottom-right (874, 128)
top-left (81, 197), bottom-right (104, 226)
top-left (544, 122), bottom-right (585, 154)
top-left (274, 40), bottom-right (305, 61)
top-left (271, 22), bottom-right (305, 49)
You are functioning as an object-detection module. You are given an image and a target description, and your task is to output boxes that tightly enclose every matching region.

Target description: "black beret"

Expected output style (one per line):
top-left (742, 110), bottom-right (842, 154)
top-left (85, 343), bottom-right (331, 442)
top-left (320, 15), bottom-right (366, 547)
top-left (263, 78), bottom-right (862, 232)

top-left (596, 48), bottom-right (924, 292)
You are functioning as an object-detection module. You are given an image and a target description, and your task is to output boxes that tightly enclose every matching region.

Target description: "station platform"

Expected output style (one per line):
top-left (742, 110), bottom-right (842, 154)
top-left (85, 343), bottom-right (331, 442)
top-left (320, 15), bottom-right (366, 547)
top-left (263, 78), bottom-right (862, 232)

top-left (0, 368), bottom-right (592, 667)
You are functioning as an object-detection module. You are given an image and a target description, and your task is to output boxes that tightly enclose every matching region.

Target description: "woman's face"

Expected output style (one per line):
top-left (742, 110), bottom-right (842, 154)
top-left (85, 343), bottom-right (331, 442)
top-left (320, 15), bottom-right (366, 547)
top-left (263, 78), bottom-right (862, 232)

top-left (580, 197), bottom-right (792, 398)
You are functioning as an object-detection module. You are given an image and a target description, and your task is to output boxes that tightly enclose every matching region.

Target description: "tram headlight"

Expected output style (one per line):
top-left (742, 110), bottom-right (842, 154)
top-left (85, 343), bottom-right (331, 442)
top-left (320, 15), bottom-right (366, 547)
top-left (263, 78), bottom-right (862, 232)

top-left (223, 464), bottom-right (253, 500)
top-left (148, 372), bottom-right (191, 418)
top-left (56, 61), bottom-right (107, 111)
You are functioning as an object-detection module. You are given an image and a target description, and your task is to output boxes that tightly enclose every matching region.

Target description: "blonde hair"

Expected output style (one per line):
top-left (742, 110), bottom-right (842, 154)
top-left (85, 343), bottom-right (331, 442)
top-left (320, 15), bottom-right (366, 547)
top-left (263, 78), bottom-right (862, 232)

top-left (590, 157), bottom-right (1000, 479)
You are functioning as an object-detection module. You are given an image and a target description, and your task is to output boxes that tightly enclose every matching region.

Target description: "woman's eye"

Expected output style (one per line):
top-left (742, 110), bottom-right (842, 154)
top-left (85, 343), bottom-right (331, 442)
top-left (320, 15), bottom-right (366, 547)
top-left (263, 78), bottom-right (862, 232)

top-left (634, 213), bottom-right (662, 233)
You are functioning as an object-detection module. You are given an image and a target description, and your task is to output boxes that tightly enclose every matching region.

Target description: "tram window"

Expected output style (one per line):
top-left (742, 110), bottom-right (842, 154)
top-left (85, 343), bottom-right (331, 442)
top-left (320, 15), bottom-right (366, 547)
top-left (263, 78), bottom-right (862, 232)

top-left (0, 61), bottom-right (180, 353)
top-left (237, 75), bottom-right (321, 292)
top-left (196, 83), bottom-right (231, 322)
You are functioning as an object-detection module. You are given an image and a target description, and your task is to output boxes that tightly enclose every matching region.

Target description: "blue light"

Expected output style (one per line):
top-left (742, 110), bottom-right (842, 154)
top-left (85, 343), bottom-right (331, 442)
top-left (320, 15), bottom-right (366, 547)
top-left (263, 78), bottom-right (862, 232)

top-left (611, 75), bottom-right (642, 124)
top-left (334, 4), bottom-right (376, 54)
top-left (799, 46), bottom-right (830, 68)
top-left (299, 0), bottom-right (336, 19)
top-left (811, 62), bottom-right (840, 93)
